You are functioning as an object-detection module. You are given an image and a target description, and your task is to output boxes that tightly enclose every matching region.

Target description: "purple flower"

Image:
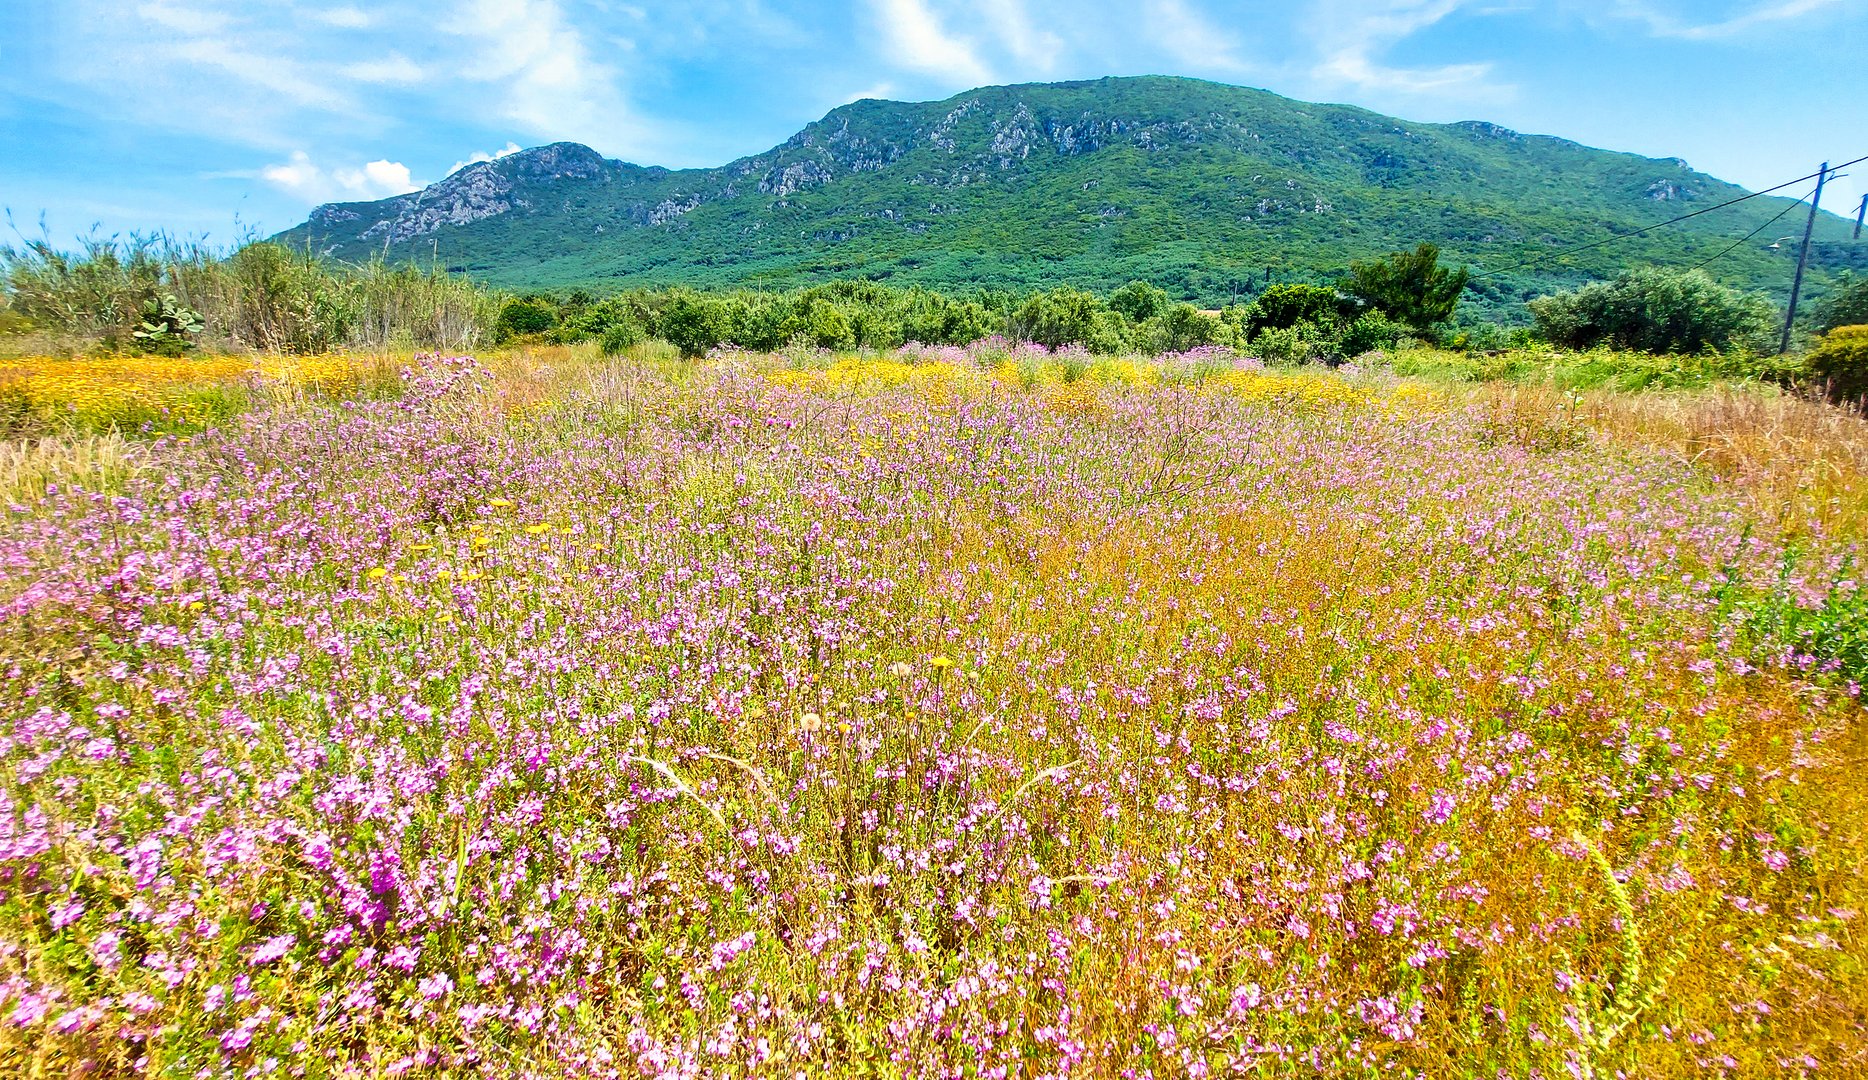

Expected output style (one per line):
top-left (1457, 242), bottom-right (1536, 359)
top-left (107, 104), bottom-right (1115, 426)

top-left (247, 933), bottom-right (295, 966)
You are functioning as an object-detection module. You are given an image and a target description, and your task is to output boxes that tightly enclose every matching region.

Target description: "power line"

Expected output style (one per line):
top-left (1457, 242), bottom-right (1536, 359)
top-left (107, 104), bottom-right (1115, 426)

top-left (1684, 185), bottom-right (1814, 272)
top-left (1473, 153), bottom-right (1868, 278)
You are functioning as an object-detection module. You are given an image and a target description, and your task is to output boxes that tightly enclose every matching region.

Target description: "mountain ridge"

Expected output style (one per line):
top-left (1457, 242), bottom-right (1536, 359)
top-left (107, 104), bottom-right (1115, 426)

top-left (276, 75), bottom-right (1863, 306)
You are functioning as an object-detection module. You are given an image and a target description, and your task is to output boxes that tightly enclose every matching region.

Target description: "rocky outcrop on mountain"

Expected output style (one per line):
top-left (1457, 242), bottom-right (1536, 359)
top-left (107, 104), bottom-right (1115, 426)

top-left (305, 142), bottom-right (625, 248)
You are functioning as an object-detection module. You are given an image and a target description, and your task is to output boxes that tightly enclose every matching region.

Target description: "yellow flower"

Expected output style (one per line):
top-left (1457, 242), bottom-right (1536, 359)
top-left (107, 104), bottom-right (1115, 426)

top-left (437, 569), bottom-right (454, 581)
top-left (367, 567), bottom-right (389, 580)
top-left (929, 655), bottom-right (954, 670)
top-left (411, 543), bottom-right (434, 552)
top-left (461, 571), bottom-right (484, 582)
top-left (525, 523), bottom-right (554, 535)
top-left (188, 600), bottom-right (205, 612)
top-left (489, 498), bottom-right (514, 508)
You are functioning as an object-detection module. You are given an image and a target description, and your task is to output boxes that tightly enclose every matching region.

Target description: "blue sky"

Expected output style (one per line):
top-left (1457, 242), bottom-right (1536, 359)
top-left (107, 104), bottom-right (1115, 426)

top-left (1, 0), bottom-right (1863, 246)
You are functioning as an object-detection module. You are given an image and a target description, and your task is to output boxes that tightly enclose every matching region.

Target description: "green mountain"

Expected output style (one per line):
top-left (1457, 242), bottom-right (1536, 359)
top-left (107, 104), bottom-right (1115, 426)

top-left (275, 76), bottom-right (1864, 310)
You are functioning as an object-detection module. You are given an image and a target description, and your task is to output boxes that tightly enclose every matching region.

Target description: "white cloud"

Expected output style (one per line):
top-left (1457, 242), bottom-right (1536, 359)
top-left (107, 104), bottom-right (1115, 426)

top-left (260, 151), bottom-right (421, 204)
top-left (868, 0), bottom-right (996, 86)
top-left (842, 82), bottom-right (899, 104)
top-left (977, 0), bottom-right (1065, 73)
top-left (1143, 0), bottom-right (1252, 75)
top-left (1306, 1), bottom-right (1510, 98)
top-left (446, 142), bottom-right (525, 176)
top-left (166, 36), bottom-right (358, 112)
top-left (305, 5), bottom-right (372, 28)
top-left (1614, 0), bottom-right (1842, 40)
top-left (135, 0), bottom-right (232, 35)
top-left (447, 0), bottom-right (649, 151)
top-left (340, 54), bottom-right (426, 85)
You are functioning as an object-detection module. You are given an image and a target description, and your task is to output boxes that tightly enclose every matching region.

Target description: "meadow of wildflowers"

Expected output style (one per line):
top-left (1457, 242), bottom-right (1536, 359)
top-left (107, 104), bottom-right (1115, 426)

top-left (1, 347), bottom-right (1864, 1078)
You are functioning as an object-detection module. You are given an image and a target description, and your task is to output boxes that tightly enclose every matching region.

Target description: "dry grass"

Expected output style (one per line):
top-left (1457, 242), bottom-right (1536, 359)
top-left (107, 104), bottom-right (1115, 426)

top-left (0, 432), bottom-right (150, 503)
top-left (1472, 382), bottom-right (1868, 538)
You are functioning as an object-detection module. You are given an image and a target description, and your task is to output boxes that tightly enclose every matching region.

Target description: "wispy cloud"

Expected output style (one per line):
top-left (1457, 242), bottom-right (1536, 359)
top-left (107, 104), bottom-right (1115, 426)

top-left (340, 54), bottom-right (426, 85)
top-left (158, 31), bottom-right (360, 113)
top-left (1142, 0), bottom-right (1253, 75)
top-left (135, 0), bottom-right (232, 35)
top-left (977, 0), bottom-right (1065, 74)
top-left (1612, 0), bottom-right (1843, 40)
top-left (448, 0), bottom-right (652, 153)
top-left (868, 0), bottom-right (996, 86)
top-left (303, 5), bottom-right (373, 28)
top-left (842, 81), bottom-right (899, 103)
top-left (1306, 1), bottom-right (1510, 98)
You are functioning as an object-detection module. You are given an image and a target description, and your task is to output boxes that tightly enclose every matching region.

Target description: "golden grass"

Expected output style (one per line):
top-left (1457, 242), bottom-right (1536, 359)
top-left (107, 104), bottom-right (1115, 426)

top-left (0, 432), bottom-right (150, 503)
top-left (1474, 382), bottom-right (1868, 538)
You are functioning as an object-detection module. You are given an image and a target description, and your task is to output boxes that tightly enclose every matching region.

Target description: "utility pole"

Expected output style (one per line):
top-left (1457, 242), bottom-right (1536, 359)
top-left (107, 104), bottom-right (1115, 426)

top-left (1780, 162), bottom-right (1828, 355)
top-left (1855, 193), bottom-right (1867, 240)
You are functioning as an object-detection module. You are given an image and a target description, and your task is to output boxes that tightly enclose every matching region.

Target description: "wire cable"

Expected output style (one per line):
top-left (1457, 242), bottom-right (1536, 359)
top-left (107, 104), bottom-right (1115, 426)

top-left (1684, 186), bottom-right (1814, 272)
top-left (1473, 153), bottom-right (1868, 278)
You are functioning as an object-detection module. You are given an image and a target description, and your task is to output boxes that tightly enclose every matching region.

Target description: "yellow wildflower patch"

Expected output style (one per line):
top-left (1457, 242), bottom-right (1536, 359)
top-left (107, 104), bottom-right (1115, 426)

top-left (0, 353), bottom-right (383, 433)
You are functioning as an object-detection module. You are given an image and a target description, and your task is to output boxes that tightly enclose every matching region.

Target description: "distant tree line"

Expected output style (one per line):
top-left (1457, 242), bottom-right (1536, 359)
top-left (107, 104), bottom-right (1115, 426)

top-left (490, 244), bottom-right (1483, 362)
top-left (8, 237), bottom-right (1866, 371)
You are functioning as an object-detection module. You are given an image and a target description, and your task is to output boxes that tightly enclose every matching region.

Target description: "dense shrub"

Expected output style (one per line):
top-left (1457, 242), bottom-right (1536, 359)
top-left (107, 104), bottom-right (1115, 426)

top-left (1342, 242), bottom-right (1469, 334)
top-left (495, 297), bottom-right (559, 341)
top-left (1337, 310), bottom-right (1406, 357)
top-left (1250, 322), bottom-right (1332, 365)
top-left (1010, 288), bottom-right (1128, 352)
top-left (1109, 280), bottom-right (1171, 323)
top-left (791, 298), bottom-right (857, 351)
top-left (1804, 324), bottom-right (1868, 405)
top-left (1141, 303), bottom-right (1227, 354)
top-left (598, 320), bottom-right (644, 356)
top-left (1247, 284), bottom-right (1355, 334)
top-left (1529, 268), bottom-right (1775, 354)
top-left (1813, 274), bottom-right (1868, 334)
top-left (658, 292), bottom-right (733, 357)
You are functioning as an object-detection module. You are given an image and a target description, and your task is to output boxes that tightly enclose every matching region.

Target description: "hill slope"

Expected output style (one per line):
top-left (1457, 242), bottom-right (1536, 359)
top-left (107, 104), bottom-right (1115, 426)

top-left (275, 76), bottom-right (1864, 306)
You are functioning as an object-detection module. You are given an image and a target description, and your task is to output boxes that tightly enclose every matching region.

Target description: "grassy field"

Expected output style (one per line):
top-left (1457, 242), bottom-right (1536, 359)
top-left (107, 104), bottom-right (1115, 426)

top-left (1, 346), bottom-right (1865, 1077)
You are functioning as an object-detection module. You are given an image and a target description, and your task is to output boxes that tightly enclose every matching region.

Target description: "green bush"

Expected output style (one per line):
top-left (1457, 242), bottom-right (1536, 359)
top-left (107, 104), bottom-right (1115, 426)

top-left (1803, 325), bottom-right (1868, 405)
top-left (1250, 323), bottom-right (1330, 366)
top-left (657, 292), bottom-right (734, 357)
top-left (791, 299), bottom-right (857, 351)
top-left (1110, 280), bottom-right (1171, 323)
top-left (1247, 284), bottom-right (1354, 334)
top-left (1144, 303), bottom-right (1227, 353)
top-left (496, 297), bottom-right (559, 341)
top-left (598, 321), bottom-right (644, 356)
top-left (1342, 242), bottom-right (1469, 334)
top-left (900, 290), bottom-right (993, 346)
top-left (1336, 310), bottom-right (1404, 357)
top-left (1813, 274), bottom-right (1868, 334)
top-left (1529, 268), bottom-right (1774, 354)
top-left (1011, 288), bottom-right (1124, 352)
